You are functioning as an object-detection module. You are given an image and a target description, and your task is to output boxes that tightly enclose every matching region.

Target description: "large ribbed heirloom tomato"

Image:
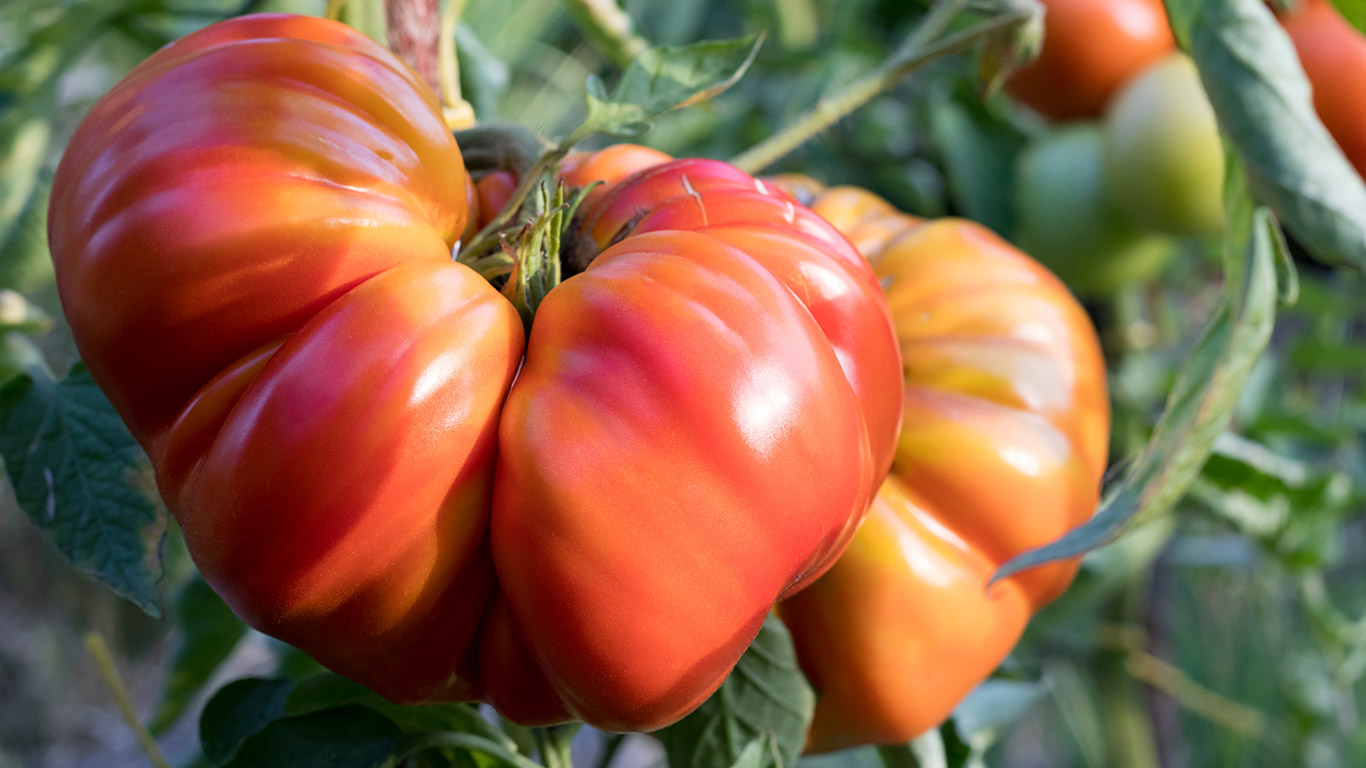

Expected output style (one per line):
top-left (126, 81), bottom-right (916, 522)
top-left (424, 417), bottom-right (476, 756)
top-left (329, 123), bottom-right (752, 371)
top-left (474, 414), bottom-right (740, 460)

top-left (772, 184), bottom-right (1110, 752)
top-left (48, 15), bottom-right (901, 731)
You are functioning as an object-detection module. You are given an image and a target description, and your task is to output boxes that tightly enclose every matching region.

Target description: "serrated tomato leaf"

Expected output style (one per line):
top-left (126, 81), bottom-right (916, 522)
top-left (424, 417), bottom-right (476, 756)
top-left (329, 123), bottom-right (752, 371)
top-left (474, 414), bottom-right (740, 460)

top-left (0, 363), bottom-right (166, 615)
top-left (571, 34), bottom-right (762, 142)
top-left (201, 677), bottom-right (296, 765)
top-left (1167, 0), bottom-right (1366, 269)
top-left (149, 576), bottom-right (248, 734)
top-left (656, 616), bottom-right (813, 768)
top-left (287, 673), bottom-right (515, 748)
top-left (992, 207), bottom-right (1281, 581)
top-left (221, 705), bottom-right (408, 768)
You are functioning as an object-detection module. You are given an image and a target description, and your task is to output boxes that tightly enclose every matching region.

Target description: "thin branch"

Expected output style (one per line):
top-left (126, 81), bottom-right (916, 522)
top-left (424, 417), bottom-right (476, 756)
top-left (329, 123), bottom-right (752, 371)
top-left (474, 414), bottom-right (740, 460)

top-left (730, 0), bottom-right (1035, 174)
top-left (85, 633), bottom-right (172, 768)
top-left (565, 0), bottom-right (647, 68)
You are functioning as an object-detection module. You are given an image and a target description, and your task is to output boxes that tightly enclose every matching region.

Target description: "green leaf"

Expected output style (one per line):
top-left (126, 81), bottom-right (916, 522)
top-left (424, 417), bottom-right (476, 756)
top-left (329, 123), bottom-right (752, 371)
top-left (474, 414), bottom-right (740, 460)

top-left (1330, 0), bottom-right (1366, 34)
top-left (456, 24), bottom-right (510, 122)
top-left (572, 33), bottom-right (763, 142)
top-left (337, 0), bottom-right (387, 45)
top-left (0, 364), bottom-right (166, 615)
top-left (0, 330), bottom-right (45, 384)
top-left (926, 91), bottom-right (1022, 236)
top-left (0, 288), bottom-right (50, 333)
top-left (287, 673), bottom-right (516, 748)
top-left (1167, 0), bottom-right (1366, 269)
top-left (657, 616), bottom-right (814, 768)
top-left (221, 705), bottom-right (408, 768)
top-left (992, 206), bottom-right (1281, 581)
top-left (729, 735), bottom-right (774, 768)
top-left (201, 677), bottom-right (296, 765)
top-left (951, 679), bottom-right (1046, 742)
top-left (0, 113), bottom-right (55, 295)
top-left (1189, 432), bottom-right (1353, 565)
top-left (149, 576), bottom-right (248, 734)
top-left (0, 179), bottom-right (52, 294)
top-left (875, 724), bottom-right (973, 768)
top-left (200, 676), bottom-right (535, 768)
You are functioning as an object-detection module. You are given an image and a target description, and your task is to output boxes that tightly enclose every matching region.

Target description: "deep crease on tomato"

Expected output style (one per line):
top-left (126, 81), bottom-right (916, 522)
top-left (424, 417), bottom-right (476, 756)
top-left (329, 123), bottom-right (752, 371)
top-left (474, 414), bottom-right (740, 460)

top-left (47, 15), bottom-right (903, 733)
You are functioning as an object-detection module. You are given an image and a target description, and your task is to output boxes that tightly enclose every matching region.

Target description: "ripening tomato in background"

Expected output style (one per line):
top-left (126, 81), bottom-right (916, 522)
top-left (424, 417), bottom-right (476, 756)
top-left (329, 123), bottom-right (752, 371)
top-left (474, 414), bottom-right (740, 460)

top-left (1280, 0), bottom-right (1366, 178)
top-left (1015, 124), bottom-right (1173, 297)
top-left (765, 183), bottom-right (1109, 753)
top-left (473, 170), bottom-right (518, 229)
top-left (1103, 53), bottom-right (1225, 237)
top-left (48, 15), bottom-right (902, 732)
top-left (1007, 0), bottom-right (1175, 121)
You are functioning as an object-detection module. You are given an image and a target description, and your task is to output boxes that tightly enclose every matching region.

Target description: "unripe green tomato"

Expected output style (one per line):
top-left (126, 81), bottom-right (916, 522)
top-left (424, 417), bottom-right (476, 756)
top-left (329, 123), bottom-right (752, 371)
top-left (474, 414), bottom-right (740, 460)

top-left (1102, 53), bottom-right (1225, 236)
top-left (1015, 124), bottom-right (1173, 297)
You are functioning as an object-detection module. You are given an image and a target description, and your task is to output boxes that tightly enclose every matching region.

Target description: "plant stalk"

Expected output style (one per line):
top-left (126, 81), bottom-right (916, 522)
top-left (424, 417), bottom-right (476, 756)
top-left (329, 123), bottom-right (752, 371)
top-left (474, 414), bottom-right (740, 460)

top-left (386, 0), bottom-right (441, 95)
top-left (729, 0), bottom-right (1035, 174)
top-left (565, 0), bottom-right (647, 68)
top-left (85, 632), bottom-right (173, 768)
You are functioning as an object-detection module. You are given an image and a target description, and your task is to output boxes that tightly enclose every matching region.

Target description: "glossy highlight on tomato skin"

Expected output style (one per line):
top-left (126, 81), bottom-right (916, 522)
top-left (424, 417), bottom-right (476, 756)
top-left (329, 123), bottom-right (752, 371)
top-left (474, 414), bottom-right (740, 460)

top-left (481, 152), bottom-right (904, 731)
top-left (494, 230), bottom-right (874, 729)
top-left (50, 13), bottom-right (470, 449)
top-left (781, 189), bottom-right (1109, 752)
top-left (47, 14), bottom-right (513, 704)
top-left (52, 24), bottom-right (906, 732)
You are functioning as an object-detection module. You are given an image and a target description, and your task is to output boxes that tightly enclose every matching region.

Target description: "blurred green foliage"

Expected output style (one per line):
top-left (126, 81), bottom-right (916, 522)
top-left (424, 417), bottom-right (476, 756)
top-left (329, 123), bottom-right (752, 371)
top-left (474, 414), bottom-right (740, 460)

top-left (5, 1), bottom-right (1366, 767)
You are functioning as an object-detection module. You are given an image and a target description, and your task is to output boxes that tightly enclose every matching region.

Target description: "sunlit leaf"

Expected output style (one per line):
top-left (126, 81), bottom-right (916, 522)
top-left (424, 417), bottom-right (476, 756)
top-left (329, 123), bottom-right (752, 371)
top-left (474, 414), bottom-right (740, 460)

top-left (657, 616), bottom-right (814, 768)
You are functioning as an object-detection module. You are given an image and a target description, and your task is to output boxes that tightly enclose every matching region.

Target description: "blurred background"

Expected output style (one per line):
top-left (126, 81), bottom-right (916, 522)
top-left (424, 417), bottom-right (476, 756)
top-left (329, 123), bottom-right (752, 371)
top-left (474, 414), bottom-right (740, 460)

top-left (3, 0), bottom-right (1366, 766)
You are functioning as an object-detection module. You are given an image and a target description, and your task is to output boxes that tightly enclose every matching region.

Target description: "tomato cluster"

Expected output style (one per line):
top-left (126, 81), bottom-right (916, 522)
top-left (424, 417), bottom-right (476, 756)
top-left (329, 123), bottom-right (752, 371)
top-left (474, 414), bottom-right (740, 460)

top-left (48, 9), bottom-right (1117, 751)
top-left (1010, 0), bottom-right (1224, 297)
top-left (48, 14), bottom-right (902, 733)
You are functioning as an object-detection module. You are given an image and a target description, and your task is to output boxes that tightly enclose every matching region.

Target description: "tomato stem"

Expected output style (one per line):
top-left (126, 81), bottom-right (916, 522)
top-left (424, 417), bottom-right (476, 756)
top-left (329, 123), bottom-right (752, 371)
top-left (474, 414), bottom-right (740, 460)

top-left (532, 724), bottom-right (581, 768)
top-left (729, 0), bottom-right (1038, 174)
top-left (385, 0), bottom-right (441, 95)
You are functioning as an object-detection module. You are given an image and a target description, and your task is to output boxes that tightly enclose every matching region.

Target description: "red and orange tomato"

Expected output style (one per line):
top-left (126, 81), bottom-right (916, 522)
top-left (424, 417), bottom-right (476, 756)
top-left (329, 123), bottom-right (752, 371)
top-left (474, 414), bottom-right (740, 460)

top-left (767, 183), bottom-right (1109, 752)
top-left (49, 15), bottom-right (900, 731)
top-left (1280, 0), bottom-right (1366, 177)
top-left (1007, 0), bottom-right (1175, 121)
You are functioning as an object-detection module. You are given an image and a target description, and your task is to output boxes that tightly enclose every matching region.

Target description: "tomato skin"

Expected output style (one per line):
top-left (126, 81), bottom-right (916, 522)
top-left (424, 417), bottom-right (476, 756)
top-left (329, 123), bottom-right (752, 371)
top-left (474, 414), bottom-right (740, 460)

top-left (174, 260), bottom-right (521, 702)
top-left (494, 229), bottom-right (874, 729)
top-left (1103, 53), bottom-right (1225, 236)
top-left (474, 170), bottom-right (518, 229)
top-left (47, 14), bottom-right (523, 702)
top-left (560, 142), bottom-right (671, 211)
top-left (1007, 0), bottom-right (1175, 120)
top-left (781, 477), bottom-right (1030, 751)
top-left (1281, 0), bottom-right (1366, 177)
top-left (50, 14), bottom-right (470, 447)
top-left (785, 190), bottom-right (1109, 752)
top-left (482, 155), bottom-right (903, 730)
top-left (1015, 124), bottom-right (1173, 296)
top-left (54, 26), bottom-right (903, 731)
